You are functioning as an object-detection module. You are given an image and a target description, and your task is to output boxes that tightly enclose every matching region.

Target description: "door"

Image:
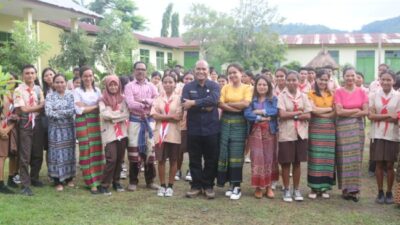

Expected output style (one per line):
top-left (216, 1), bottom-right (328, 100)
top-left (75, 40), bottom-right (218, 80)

top-left (356, 50), bottom-right (375, 84)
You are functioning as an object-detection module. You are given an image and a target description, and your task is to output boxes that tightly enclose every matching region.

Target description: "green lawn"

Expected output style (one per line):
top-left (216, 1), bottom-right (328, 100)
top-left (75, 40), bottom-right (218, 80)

top-left (1, 146), bottom-right (400, 225)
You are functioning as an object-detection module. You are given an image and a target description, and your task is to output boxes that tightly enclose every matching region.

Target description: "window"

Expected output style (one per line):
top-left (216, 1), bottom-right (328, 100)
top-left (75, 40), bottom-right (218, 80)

top-left (139, 49), bottom-right (150, 64)
top-left (156, 51), bottom-right (165, 70)
top-left (385, 50), bottom-right (400, 72)
top-left (327, 50), bottom-right (339, 64)
top-left (0, 31), bottom-right (11, 46)
top-left (167, 52), bottom-right (173, 63)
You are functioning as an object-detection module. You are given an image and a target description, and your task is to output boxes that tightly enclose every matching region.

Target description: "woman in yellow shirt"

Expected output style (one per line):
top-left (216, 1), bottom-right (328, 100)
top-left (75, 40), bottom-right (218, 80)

top-left (217, 63), bottom-right (252, 200)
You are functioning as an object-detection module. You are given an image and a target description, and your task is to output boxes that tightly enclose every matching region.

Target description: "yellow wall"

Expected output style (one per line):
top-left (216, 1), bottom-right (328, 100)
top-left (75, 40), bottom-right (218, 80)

top-left (37, 22), bottom-right (63, 73)
top-left (133, 44), bottom-right (180, 71)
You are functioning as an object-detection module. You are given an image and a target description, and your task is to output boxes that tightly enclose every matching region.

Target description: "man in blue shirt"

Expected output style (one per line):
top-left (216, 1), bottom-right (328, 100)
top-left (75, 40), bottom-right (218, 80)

top-left (182, 60), bottom-right (220, 199)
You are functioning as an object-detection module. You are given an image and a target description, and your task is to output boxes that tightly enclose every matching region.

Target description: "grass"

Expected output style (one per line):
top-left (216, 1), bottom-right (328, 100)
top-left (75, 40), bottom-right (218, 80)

top-left (1, 142), bottom-right (400, 225)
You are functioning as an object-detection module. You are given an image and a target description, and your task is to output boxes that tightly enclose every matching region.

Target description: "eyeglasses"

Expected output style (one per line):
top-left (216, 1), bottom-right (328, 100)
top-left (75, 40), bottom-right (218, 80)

top-left (135, 68), bottom-right (146, 71)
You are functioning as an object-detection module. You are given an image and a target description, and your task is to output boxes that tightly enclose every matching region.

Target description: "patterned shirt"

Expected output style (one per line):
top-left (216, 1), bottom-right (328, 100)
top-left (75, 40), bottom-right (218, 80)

top-left (13, 83), bottom-right (44, 118)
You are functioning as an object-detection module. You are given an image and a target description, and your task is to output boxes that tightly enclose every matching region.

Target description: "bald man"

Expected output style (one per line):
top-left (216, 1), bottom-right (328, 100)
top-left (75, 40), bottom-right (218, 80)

top-left (182, 60), bottom-right (220, 199)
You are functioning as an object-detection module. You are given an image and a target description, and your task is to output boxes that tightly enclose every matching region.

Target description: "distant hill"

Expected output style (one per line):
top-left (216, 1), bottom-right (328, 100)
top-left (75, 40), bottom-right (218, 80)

top-left (359, 16), bottom-right (400, 33)
top-left (271, 15), bottom-right (400, 35)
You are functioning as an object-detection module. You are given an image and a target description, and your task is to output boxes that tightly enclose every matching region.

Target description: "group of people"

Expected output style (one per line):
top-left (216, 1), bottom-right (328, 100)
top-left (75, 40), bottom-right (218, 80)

top-left (1, 60), bottom-right (400, 207)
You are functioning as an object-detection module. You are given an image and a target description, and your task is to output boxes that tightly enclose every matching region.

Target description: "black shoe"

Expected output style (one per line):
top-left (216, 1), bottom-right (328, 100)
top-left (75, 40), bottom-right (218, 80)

top-left (21, 186), bottom-right (34, 196)
top-left (98, 186), bottom-right (112, 196)
top-left (7, 176), bottom-right (18, 188)
top-left (31, 180), bottom-right (44, 187)
top-left (112, 183), bottom-right (125, 192)
top-left (375, 191), bottom-right (385, 204)
top-left (0, 182), bottom-right (15, 194)
top-left (385, 192), bottom-right (394, 204)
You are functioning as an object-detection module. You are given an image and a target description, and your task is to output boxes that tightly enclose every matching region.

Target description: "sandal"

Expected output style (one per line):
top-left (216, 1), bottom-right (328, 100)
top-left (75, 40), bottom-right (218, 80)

top-left (266, 187), bottom-right (275, 199)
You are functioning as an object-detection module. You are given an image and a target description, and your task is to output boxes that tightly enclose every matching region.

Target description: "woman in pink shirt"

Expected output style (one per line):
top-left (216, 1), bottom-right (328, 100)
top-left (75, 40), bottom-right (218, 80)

top-left (334, 67), bottom-right (368, 202)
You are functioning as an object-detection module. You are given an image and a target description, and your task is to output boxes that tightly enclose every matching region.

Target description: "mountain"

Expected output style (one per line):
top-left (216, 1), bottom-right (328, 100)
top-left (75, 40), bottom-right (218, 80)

top-left (271, 15), bottom-right (400, 35)
top-left (359, 16), bottom-right (400, 33)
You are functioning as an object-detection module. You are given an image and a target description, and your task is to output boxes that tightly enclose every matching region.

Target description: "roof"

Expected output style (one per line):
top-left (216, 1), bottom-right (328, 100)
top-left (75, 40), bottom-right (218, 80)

top-left (0, 0), bottom-right (102, 20)
top-left (281, 33), bottom-right (400, 47)
top-left (306, 50), bottom-right (339, 69)
top-left (48, 20), bottom-right (198, 48)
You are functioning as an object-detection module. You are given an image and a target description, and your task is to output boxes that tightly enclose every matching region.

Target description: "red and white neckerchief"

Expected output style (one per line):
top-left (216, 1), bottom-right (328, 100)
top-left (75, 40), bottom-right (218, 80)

top-left (298, 82), bottom-right (308, 93)
top-left (24, 87), bottom-right (36, 129)
top-left (287, 92), bottom-right (301, 133)
top-left (158, 95), bottom-right (173, 146)
top-left (113, 104), bottom-right (124, 141)
top-left (377, 91), bottom-right (393, 136)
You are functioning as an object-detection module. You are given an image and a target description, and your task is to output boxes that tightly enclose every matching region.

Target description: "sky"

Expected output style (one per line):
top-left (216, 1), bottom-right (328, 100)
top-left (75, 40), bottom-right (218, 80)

top-left (133, 0), bottom-right (400, 37)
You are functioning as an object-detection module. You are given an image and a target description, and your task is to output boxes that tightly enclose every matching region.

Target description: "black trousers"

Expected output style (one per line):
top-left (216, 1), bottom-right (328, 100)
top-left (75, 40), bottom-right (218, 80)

top-left (187, 134), bottom-right (219, 190)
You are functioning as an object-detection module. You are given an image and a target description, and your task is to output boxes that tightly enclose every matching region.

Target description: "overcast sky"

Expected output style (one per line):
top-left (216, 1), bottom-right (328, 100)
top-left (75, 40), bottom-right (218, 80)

top-left (133, 0), bottom-right (400, 36)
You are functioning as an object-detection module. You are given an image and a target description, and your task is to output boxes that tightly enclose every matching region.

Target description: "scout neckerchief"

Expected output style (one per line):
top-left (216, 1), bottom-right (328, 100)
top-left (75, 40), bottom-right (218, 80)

top-left (287, 91), bottom-right (301, 133)
top-left (113, 104), bottom-right (124, 141)
top-left (24, 86), bottom-right (36, 129)
top-left (158, 95), bottom-right (173, 146)
top-left (377, 90), bottom-right (393, 136)
top-left (298, 81), bottom-right (308, 93)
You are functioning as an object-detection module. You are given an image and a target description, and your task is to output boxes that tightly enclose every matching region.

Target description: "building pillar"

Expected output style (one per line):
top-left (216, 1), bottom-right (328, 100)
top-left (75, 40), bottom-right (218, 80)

top-left (71, 17), bottom-right (79, 32)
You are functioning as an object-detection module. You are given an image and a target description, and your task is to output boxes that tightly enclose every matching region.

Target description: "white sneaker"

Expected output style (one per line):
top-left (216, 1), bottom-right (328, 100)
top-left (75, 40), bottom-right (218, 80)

top-left (185, 170), bottom-right (192, 181)
top-left (293, 189), bottom-right (304, 201)
top-left (174, 170), bottom-right (181, 181)
top-left (157, 187), bottom-right (166, 197)
top-left (225, 186), bottom-right (233, 197)
top-left (140, 166), bottom-right (145, 172)
top-left (245, 156), bottom-right (251, 163)
top-left (271, 181), bottom-right (277, 190)
top-left (308, 192), bottom-right (317, 199)
top-left (283, 189), bottom-right (293, 202)
top-left (120, 170), bottom-right (127, 179)
top-left (322, 192), bottom-right (330, 199)
top-left (165, 187), bottom-right (174, 197)
top-left (127, 184), bottom-right (137, 192)
top-left (13, 174), bottom-right (21, 184)
top-left (230, 187), bottom-right (242, 200)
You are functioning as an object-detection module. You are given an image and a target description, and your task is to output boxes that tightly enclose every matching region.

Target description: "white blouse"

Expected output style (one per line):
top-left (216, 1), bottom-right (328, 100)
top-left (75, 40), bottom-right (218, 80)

top-left (73, 87), bottom-right (101, 115)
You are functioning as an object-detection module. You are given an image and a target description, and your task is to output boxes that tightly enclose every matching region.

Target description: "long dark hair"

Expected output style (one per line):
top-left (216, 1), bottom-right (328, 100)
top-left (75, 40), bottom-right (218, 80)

top-left (79, 65), bottom-right (95, 92)
top-left (314, 69), bottom-right (331, 97)
top-left (41, 67), bottom-right (56, 96)
top-left (253, 75), bottom-right (273, 100)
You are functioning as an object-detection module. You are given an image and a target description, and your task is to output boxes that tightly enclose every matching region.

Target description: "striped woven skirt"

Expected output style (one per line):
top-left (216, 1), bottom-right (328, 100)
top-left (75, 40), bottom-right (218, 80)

top-left (217, 113), bottom-right (247, 186)
top-left (76, 113), bottom-right (104, 187)
top-left (307, 117), bottom-right (336, 192)
top-left (248, 122), bottom-right (278, 188)
top-left (336, 117), bottom-right (364, 193)
top-left (48, 118), bottom-right (76, 182)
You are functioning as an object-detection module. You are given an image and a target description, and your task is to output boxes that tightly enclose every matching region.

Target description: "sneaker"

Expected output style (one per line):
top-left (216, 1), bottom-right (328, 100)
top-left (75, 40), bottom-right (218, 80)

top-left (271, 181), bottom-right (277, 190)
top-left (7, 176), bottom-right (18, 188)
top-left (146, 183), bottom-right (160, 190)
top-left (225, 186), bottom-right (233, 197)
top-left (293, 189), bottom-right (304, 201)
top-left (174, 170), bottom-right (182, 181)
top-left (186, 188), bottom-right (202, 198)
top-left (120, 170), bottom-right (127, 179)
top-left (283, 189), bottom-right (292, 202)
top-left (375, 191), bottom-right (385, 204)
top-left (157, 187), bottom-right (166, 197)
top-left (185, 170), bottom-right (192, 182)
top-left (204, 188), bottom-right (215, 199)
top-left (165, 187), bottom-right (174, 197)
top-left (230, 187), bottom-right (242, 200)
top-left (127, 184), bottom-right (137, 192)
top-left (98, 186), bottom-right (112, 196)
top-left (112, 183), bottom-right (125, 192)
top-left (321, 192), bottom-right (330, 199)
top-left (245, 156), bottom-right (251, 163)
top-left (385, 192), bottom-right (394, 204)
top-left (21, 186), bottom-right (34, 196)
top-left (31, 180), bottom-right (44, 187)
top-left (140, 165), bottom-right (145, 172)
top-left (121, 162), bottom-right (127, 172)
top-left (308, 192), bottom-right (317, 199)
top-left (289, 172), bottom-right (293, 177)
top-left (13, 174), bottom-right (21, 184)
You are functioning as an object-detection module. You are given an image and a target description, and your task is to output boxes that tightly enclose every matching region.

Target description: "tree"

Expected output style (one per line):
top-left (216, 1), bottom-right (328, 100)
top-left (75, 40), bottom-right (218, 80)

top-left (161, 3), bottom-right (173, 37)
top-left (0, 21), bottom-right (49, 73)
top-left (49, 29), bottom-right (94, 72)
top-left (183, 0), bottom-right (286, 70)
top-left (88, 0), bottom-right (146, 31)
top-left (282, 61), bottom-right (302, 71)
top-left (171, 13), bottom-right (180, 37)
top-left (94, 11), bottom-right (138, 75)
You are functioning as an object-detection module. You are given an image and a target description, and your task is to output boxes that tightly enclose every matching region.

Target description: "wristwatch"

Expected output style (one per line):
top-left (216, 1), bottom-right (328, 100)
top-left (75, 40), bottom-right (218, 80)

top-left (294, 115), bottom-right (299, 120)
